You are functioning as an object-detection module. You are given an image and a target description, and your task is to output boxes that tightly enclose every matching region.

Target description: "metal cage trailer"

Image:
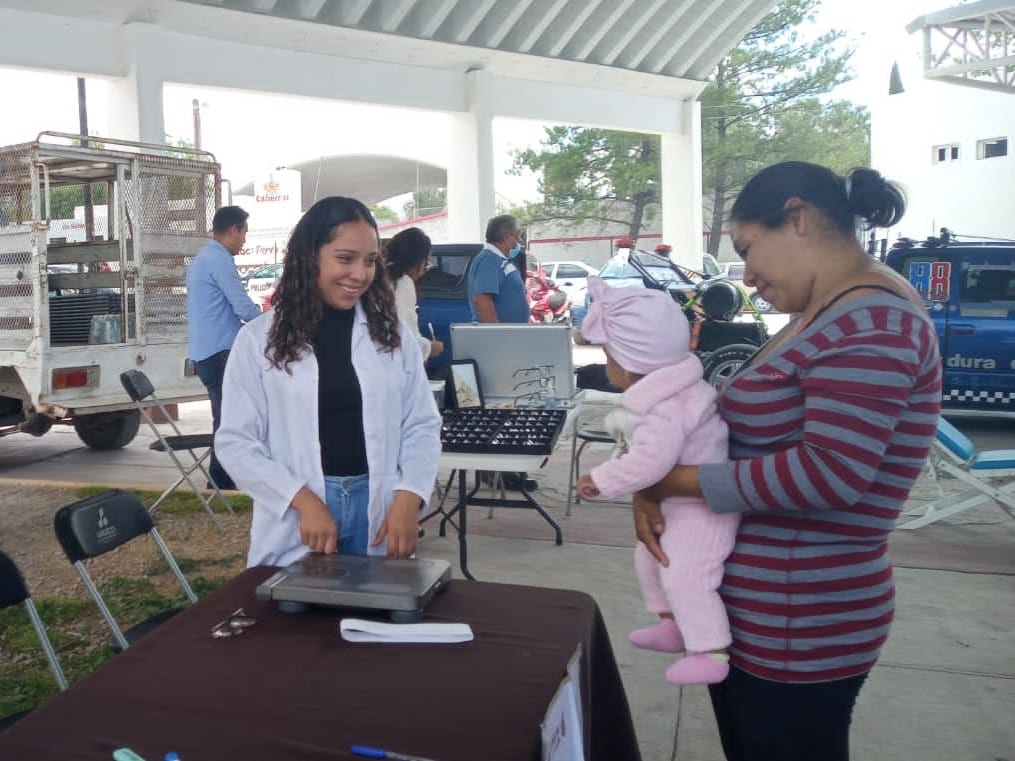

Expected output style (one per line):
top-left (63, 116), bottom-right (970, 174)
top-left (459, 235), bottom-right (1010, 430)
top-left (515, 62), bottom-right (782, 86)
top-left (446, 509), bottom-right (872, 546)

top-left (0, 133), bottom-right (221, 448)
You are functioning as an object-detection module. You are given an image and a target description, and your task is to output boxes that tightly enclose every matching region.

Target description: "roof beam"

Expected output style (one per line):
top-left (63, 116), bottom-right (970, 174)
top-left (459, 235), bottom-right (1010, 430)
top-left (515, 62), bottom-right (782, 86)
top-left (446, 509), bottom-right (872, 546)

top-left (223, 0), bottom-right (278, 11)
top-left (598, 0), bottom-right (669, 66)
top-left (517, 0), bottom-right (570, 53)
top-left (343, 0), bottom-right (375, 25)
top-left (677, 0), bottom-right (772, 79)
top-left (418, 0), bottom-right (458, 38)
top-left (625, 0), bottom-right (694, 69)
top-left (484, 0), bottom-right (534, 47)
top-left (293, 0), bottom-right (327, 18)
top-left (572, 0), bottom-right (638, 60)
top-left (452, 0), bottom-right (497, 43)
top-left (546, 0), bottom-right (602, 57)
top-left (379, 0), bottom-right (417, 32)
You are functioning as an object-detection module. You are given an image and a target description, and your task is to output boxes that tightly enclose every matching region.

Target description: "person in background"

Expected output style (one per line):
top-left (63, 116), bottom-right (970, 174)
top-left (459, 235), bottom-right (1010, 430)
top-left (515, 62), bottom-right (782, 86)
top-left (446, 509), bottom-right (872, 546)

top-left (576, 279), bottom-right (738, 685)
top-left (385, 227), bottom-right (444, 362)
top-left (632, 161), bottom-right (941, 761)
top-left (186, 205), bottom-right (261, 491)
top-left (465, 214), bottom-right (537, 491)
top-left (466, 214), bottom-right (529, 324)
top-left (215, 197), bottom-right (441, 566)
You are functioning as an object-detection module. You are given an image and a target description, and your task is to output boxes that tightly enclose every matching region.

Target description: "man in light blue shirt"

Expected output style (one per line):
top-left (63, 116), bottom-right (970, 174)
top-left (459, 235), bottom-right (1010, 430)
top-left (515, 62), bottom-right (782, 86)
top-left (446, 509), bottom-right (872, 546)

top-left (466, 214), bottom-right (530, 324)
top-left (465, 214), bottom-right (539, 492)
top-left (186, 205), bottom-right (261, 490)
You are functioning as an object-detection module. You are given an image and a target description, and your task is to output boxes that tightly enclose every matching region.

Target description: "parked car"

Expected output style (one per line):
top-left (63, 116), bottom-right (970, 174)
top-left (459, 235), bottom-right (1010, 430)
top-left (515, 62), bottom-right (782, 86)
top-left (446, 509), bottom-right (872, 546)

top-left (571, 249), bottom-right (769, 385)
top-left (244, 262), bottom-right (282, 299)
top-left (722, 261), bottom-right (773, 313)
top-left (885, 233), bottom-right (1015, 416)
top-left (539, 260), bottom-right (599, 305)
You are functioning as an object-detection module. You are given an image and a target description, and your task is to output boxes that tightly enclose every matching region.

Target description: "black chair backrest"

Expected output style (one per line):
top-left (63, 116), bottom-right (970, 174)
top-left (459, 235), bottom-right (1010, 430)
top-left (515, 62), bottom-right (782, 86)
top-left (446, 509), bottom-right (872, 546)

top-left (54, 490), bottom-right (154, 563)
top-left (0, 550), bottom-right (29, 608)
top-left (120, 369), bottom-right (155, 403)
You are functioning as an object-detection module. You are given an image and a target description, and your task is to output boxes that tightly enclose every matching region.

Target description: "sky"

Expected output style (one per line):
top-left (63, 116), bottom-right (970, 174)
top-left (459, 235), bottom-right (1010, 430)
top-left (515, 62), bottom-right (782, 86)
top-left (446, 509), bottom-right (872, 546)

top-left (0, 0), bottom-right (956, 210)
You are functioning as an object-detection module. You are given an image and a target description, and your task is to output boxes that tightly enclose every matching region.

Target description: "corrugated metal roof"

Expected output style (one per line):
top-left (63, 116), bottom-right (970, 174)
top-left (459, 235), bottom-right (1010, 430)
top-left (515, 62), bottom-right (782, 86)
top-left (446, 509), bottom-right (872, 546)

top-left (181, 0), bottom-right (773, 82)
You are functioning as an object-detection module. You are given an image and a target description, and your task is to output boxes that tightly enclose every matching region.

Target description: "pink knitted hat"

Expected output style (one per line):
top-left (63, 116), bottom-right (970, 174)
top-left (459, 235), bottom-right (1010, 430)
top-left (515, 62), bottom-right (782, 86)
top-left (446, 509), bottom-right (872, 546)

top-left (581, 278), bottom-right (690, 375)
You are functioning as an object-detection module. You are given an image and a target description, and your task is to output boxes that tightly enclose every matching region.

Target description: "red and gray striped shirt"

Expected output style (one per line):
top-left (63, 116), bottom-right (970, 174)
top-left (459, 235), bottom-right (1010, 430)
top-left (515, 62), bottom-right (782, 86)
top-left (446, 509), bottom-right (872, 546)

top-left (699, 292), bottom-right (942, 683)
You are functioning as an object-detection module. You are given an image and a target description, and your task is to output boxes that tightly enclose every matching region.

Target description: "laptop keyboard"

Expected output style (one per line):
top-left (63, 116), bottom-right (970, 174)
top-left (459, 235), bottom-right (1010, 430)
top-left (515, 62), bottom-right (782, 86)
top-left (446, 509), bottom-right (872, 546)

top-left (440, 408), bottom-right (567, 455)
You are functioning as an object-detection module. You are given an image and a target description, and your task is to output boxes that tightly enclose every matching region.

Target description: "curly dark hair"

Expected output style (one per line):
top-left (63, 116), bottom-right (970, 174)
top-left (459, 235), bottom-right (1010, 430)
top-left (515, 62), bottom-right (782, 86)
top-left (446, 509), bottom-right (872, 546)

top-left (266, 196), bottom-right (400, 371)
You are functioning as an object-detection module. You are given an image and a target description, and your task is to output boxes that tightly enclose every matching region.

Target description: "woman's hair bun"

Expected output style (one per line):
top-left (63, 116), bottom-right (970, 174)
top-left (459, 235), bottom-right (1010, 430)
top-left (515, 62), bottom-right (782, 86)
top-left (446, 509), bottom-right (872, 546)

top-left (846, 168), bottom-right (906, 229)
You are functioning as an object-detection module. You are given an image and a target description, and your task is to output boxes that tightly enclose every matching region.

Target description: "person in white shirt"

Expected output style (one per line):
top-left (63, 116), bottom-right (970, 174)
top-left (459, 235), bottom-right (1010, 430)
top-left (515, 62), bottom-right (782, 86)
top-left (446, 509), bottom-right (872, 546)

top-left (384, 227), bottom-right (444, 362)
top-left (215, 197), bottom-right (442, 567)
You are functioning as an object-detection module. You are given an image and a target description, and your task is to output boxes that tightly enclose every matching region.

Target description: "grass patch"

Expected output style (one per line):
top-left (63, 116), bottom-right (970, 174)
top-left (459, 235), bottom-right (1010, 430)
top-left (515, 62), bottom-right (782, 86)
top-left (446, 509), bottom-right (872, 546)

top-left (0, 575), bottom-right (227, 719)
top-left (2, 485), bottom-right (247, 721)
top-left (73, 486), bottom-right (252, 517)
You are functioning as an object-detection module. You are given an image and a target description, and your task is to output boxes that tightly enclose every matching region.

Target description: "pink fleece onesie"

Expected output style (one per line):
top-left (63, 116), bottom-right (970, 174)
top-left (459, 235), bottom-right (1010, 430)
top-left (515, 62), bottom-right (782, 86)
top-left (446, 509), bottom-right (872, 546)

top-left (589, 356), bottom-right (739, 654)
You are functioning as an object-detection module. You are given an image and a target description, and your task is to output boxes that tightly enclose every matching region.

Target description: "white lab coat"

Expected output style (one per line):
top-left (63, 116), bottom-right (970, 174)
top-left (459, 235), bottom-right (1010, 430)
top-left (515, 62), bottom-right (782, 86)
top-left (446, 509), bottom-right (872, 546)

top-left (216, 304), bottom-right (442, 567)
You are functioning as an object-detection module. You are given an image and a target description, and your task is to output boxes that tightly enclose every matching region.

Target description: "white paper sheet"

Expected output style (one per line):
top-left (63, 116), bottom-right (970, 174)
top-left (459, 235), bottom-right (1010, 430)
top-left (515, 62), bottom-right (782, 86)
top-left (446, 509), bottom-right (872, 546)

top-left (339, 618), bottom-right (474, 644)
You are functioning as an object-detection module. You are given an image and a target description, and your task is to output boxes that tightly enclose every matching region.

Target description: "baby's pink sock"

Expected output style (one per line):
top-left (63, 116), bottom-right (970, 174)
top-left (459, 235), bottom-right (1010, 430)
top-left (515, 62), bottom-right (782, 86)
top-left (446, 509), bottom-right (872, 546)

top-left (629, 618), bottom-right (684, 653)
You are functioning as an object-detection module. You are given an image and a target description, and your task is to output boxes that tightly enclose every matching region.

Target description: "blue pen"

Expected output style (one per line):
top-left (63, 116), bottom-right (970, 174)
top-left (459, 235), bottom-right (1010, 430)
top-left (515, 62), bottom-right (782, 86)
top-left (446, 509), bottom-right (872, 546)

top-left (350, 744), bottom-right (438, 761)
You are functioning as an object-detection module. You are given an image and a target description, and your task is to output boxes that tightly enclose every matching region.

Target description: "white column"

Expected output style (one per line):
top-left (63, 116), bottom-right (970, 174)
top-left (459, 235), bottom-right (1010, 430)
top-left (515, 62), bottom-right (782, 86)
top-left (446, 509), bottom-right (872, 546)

top-left (446, 69), bottom-right (496, 242)
top-left (105, 24), bottom-right (166, 144)
top-left (660, 99), bottom-right (703, 269)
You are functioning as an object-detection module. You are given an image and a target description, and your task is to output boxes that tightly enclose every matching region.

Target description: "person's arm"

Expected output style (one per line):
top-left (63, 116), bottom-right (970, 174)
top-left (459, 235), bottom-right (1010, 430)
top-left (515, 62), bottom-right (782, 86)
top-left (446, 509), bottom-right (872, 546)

top-left (584, 405), bottom-right (689, 500)
top-left (215, 328), bottom-right (311, 516)
top-left (647, 326), bottom-right (922, 510)
top-left (394, 276), bottom-right (432, 357)
top-left (371, 331), bottom-right (442, 558)
top-left (470, 255), bottom-right (501, 323)
top-left (635, 325), bottom-right (924, 564)
top-left (213, 253), bottom-right (262, 322)
top-left (473, 293), bottom-right (498, 323)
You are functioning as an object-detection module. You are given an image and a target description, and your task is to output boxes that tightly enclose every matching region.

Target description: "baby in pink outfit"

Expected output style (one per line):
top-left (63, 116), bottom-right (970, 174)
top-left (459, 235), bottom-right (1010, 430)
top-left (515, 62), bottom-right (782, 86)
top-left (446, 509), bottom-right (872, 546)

top-left (576, 278), bottom-right (739, 685)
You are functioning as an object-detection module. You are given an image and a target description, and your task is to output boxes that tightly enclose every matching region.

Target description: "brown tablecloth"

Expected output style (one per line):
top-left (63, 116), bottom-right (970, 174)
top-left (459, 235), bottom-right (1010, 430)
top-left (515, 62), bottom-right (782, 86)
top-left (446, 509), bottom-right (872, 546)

top-left (0, 567), bottom-right (641, 761)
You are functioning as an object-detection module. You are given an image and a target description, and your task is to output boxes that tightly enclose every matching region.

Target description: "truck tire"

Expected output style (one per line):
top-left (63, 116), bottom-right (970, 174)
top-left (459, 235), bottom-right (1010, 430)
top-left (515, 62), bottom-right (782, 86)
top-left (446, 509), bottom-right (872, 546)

top-left (701, 344), bottom-right (758, 388)
top-left (72, 410), bottom-right (141, 450)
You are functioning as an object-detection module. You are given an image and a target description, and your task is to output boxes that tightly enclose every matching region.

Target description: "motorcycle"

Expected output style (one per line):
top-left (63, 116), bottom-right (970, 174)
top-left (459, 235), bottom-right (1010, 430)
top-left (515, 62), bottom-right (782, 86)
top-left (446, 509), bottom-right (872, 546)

top-left (526, 270), bottom-right (571, 324)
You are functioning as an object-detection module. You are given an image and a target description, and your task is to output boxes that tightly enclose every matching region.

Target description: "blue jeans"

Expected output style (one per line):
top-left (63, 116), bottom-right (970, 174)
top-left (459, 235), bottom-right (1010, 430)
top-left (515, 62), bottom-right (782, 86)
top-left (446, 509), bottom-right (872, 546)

top-left (195, 349), bottom-right (233, 490)
top-left (324, 474), bottom-right (370, 555)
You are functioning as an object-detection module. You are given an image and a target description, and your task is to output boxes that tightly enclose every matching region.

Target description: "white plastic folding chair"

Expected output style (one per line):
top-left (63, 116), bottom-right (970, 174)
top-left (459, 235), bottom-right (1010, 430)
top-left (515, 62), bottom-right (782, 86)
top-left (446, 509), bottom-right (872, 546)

top-left (119, 369), bottom-right (233, 532)
top-left (898, 417), bottom-right (1015, 530)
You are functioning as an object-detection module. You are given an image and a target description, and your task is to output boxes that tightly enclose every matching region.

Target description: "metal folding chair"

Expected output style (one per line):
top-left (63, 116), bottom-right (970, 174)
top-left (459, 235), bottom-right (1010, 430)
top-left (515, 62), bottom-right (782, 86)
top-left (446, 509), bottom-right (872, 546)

top-left (0, 549), bottom-right (68, 730)
top-left (119, 369), bottom-right (233, 532)
top-left (53, 489), bottom-right (198, 652)
top-left (898, 417), bottom-right (1015, 530)
top-left (565, 411), bottom-right (618, 516)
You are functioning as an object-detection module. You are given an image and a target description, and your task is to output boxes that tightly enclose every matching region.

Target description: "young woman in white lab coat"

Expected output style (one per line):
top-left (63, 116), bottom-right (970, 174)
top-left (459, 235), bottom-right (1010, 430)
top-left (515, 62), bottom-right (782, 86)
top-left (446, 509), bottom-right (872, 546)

top-left (216, 196), bottom-right (442, 567)
top-left (385, 226), bottom-right (444, 361)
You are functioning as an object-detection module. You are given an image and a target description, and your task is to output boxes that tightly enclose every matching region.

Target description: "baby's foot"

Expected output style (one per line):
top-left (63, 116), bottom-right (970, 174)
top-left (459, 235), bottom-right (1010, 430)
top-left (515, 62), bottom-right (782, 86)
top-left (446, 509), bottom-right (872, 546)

top-left (664, 652), bottom-right (730, 685)
top-left (629, 619), bottom-right (684, 653)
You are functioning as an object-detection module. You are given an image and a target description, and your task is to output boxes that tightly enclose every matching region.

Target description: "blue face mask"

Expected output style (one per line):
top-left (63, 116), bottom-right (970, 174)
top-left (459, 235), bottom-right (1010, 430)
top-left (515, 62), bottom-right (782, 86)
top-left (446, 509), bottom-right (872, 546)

top-left (508, 243), bottom-right (523, 260)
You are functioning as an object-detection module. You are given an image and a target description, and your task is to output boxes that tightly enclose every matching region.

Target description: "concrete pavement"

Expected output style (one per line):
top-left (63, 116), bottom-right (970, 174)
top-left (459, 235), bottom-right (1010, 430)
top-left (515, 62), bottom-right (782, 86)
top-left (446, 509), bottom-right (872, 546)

top-left (0, 400), bottom-right (1013, 760)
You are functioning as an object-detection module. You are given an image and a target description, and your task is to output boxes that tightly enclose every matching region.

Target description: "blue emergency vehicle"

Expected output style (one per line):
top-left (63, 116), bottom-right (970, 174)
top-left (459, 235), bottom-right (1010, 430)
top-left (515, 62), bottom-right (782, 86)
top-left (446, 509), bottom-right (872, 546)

top-left (885, 235), bottom-right (1015, 414)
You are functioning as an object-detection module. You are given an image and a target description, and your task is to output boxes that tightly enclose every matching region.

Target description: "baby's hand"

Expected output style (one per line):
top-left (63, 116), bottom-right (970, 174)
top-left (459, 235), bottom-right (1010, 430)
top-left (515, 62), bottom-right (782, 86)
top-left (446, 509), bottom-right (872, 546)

top-left (577, 474), bottom-right (600, 499)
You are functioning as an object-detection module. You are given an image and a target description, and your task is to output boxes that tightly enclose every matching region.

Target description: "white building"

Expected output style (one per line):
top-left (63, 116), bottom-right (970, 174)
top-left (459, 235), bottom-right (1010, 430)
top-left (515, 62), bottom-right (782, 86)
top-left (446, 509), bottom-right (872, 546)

top-left (871, 4), bottom-right (1015, 244)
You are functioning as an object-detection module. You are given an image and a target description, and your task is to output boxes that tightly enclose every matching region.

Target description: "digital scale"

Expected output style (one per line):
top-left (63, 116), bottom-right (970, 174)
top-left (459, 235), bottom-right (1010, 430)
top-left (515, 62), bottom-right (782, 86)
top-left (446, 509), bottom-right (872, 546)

top-left (255, 554), bottom-right (451, 622)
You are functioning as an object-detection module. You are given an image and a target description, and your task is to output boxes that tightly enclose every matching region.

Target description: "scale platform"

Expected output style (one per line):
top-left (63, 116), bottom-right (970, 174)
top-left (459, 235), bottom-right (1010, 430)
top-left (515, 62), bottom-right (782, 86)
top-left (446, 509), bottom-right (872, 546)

top-left (255, 553), bottom-right (451, 622)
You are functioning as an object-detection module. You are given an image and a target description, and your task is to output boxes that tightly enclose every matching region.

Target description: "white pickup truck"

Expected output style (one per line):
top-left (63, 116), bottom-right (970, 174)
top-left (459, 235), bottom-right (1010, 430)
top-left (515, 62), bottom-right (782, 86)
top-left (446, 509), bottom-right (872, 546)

top-left (0, 133), bottom-right (220, 448)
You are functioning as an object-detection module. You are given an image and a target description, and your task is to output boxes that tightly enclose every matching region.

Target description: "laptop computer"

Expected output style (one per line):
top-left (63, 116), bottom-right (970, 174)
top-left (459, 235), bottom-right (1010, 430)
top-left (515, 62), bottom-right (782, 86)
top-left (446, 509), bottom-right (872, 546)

top-left (255, 554), bottom-right (451, 622)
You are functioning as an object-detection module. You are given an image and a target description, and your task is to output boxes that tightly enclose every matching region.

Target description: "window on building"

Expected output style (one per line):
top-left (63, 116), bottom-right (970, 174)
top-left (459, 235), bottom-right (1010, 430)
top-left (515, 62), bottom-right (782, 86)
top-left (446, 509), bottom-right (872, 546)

top-left (977, 137), bottom-right (1008, 159)
top-left (933, 144), bottom-right (960, 163)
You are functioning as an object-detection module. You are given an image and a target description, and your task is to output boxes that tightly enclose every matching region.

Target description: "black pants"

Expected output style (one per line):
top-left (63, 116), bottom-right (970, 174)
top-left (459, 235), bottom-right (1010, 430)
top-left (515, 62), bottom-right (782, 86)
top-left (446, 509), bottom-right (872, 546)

top-left (708, 665), bottom-right (868, 761)
top-left (195, 349), bottom-right (234, 490)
